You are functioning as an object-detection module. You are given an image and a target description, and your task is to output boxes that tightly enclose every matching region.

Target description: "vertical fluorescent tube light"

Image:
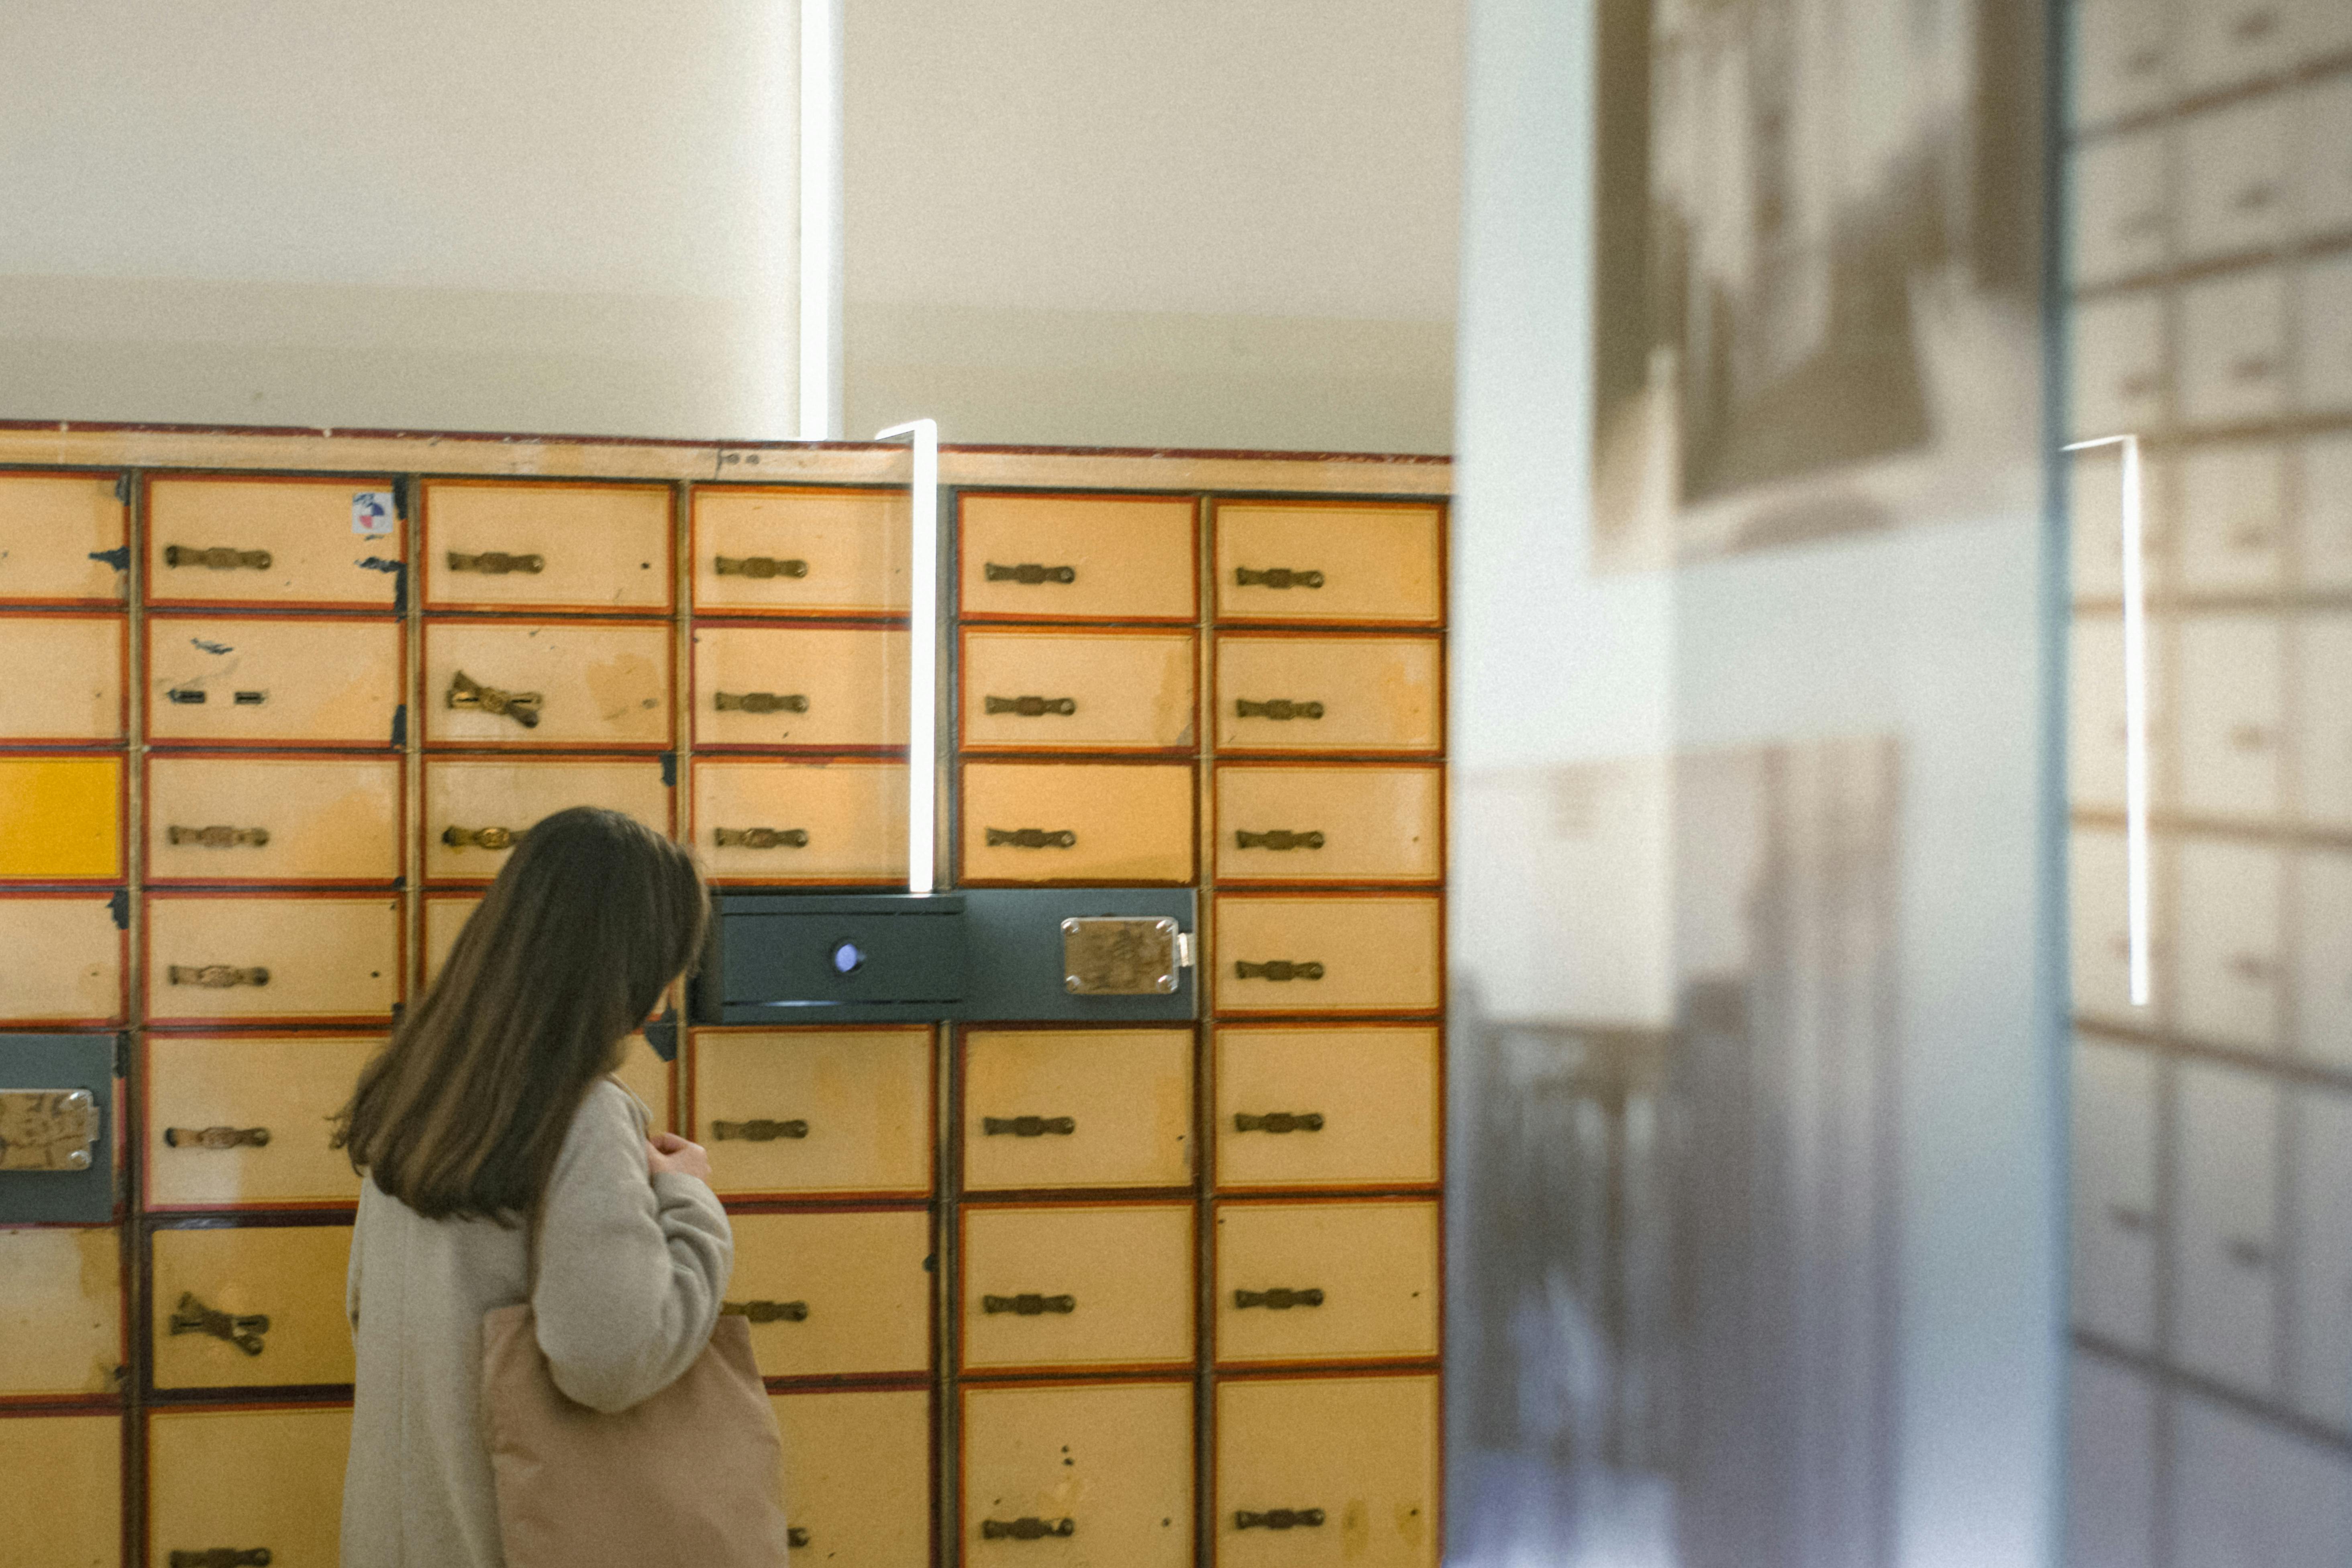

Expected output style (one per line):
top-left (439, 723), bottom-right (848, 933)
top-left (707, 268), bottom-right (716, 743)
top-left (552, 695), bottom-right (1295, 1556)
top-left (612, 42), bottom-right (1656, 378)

top-left (876, 419), bottom-right (939, 893)
top-left (2065, 433), bottom-right (2151, 1006)
top-left (798, 0), bottom-right (844, 439)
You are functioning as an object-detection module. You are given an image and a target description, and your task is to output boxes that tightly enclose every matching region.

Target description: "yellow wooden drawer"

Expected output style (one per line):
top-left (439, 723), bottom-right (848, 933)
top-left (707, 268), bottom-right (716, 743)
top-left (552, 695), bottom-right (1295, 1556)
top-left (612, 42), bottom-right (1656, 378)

top-left (1214, 1374), bottom-right (1438, 1568)
top-left (0, 895), bottom-right (124, 1024)
top-left (1213, 766), bottom-right (1440, 884)
top-left (958, 492), bottom-right (1198, 622)
top-left (422, 620), bottom-right (672, 748)
top-left (1214, 502), bottom-right (1443, 626)
top-left (150, 1221), bottom-right (353, 1389)
top-left (692, 760), bottom-right (908, 885)
top-left (728, 1209), bottom-right (931, 1378)
top-left (0, 615), bottom-right (122, 742)
top-left (1214, 1200), bottom-right (1439, 1366)
top-left (0, 1413), bottom-right (120, 1567)
top-left (692, 624), bottom-right (908, 749)
top-left (773, 1387), bottom-right (931, 1567)
top-left (144, 1036), bottom-right (376, 1209)
top-left (961, 1203), bottom-right (1194, 1373)
top-left (963, 1029), bottom-right (1193, 1192)
top-left (1212, 897), bottom-right (1440, 1016)
top-left (145, 895), bottom-right (400, 1025)
top-left (693, 486), bottom-right (909, 615)
top-left (148, 474), bottom-right (403, 609)
top-left (0, 1227), bottom-right (121, 1397)
top-left (1214, 1027), bottom-right (1440, 1192)
top-left (960, 630), bottom-right (1197, 752)
top-left (149, 1405), bottom-right (351, 1568)
top-left (147, 754), bottom-right (398, 885)
top-left (423, 759), bottom-right (671, 884)
top-left (1214, 637), bottom-right (1441, 754)
top-left (0, 755), bottom-right (122, 881)
top-left (422, 480), bottom-right (673, 612)
top-left (959, 763), bottom-right (1195, 885)
top-left (694, 1028), bottom-right (932, 1199)
top-left (963, 1381), bottom-right (1192, 1568)
top-left (145, 616), bottom-right (402, 748)
top-left (0, 472), bottom-right (125, 603)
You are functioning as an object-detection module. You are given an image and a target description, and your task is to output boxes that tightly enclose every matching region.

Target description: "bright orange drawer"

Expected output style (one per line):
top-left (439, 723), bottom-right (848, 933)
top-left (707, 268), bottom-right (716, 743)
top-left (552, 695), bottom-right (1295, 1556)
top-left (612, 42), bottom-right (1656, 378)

top-left (959, 762), bottom-right (1195, 884)
top-left (691, 623), bottom-right (909, 749)
top-left (147, 475), bottom-right (404, 608)
top-left (1213, 765), bottom-right (1441, 884)
top-left (692, 486), bottom-right (908, 615)
top-left (0, 755), bottom-right (122, 881)
top-left (423, 758), bottom-right (671, 883)
top-left (957, 492), bottom-right (1197, 622)
top-left (146, 895), bottom-right (400, 1024)
top-left (422, 620), bottom-right (672, 748)
top-left (1211, 896), bottom-right (1441, 1015)
top-left (0, 1226), bottom-right (122, 1397)
top-left (1214, 637), bottom-right (1441, 754)
top-left (146, 616), bottom-right (402, 748)
top-left (959, 630), bottom-right (1196, 752)
top-left (0, 614), bottom-right (122, 742)
top-left (145, 1036), bottom-right (378, 1208)
top-left (1214, 501), bottom-right (1443, 625)
top-left (0, 472), bottom-right (125, 603)
top-left (0, 894), bottom-right (124, 1024)
top-left (147, 754), bottom-right (399, 885)
top-left (692, 760), bottom-right (908, 884)
top-left (422, 479), bottom-right (673, 612)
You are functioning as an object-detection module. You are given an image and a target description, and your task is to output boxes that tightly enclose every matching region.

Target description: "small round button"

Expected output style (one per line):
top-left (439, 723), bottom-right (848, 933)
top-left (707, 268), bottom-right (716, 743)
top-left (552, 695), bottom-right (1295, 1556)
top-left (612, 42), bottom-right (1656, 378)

top-left (830, 940), bottom-right (865, 977)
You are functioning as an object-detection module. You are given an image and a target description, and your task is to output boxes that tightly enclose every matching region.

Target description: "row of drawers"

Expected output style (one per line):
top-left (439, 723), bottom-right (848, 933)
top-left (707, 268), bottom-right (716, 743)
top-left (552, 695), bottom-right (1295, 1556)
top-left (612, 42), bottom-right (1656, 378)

top-left (0, 616), bottom-right (1442, 753)
top-left (8, 1374), bottom-right (1439, 1568)
top-left (2074, 255), bottom-right (2352, 438)
top-left (2074, 0), bottom-right (2352, 130)
top-left (1, 1199), bottom-right (1440, 1392)
top-left (0, 473), bottom-right (1444, 625)
top-left (2069, 432), bottom-right (2352, 600)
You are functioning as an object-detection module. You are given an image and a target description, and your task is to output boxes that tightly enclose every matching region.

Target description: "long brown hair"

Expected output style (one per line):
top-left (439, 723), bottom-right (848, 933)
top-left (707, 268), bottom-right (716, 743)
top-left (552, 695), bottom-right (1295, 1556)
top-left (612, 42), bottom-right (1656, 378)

top-left (336, 807), bottom-right (708, 1222)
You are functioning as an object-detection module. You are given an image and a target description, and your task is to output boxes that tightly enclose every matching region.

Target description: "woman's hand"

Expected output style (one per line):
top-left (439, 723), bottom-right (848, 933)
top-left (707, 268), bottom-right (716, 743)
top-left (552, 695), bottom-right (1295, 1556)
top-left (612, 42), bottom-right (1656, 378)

top-left (645, 1131), bottom-right (713, 1183)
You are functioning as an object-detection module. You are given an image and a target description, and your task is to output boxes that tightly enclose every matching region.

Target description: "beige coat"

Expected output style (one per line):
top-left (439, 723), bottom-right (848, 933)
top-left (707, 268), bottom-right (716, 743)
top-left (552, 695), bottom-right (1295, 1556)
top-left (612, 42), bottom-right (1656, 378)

top-left (341, 1079), bottom-right (733, 1568)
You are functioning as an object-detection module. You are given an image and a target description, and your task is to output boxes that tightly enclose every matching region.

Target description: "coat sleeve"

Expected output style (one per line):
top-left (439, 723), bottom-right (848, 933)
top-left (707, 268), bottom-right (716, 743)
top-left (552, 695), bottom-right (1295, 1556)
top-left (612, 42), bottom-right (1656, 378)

top-left (531, 1080), bottom-right (734, 1413)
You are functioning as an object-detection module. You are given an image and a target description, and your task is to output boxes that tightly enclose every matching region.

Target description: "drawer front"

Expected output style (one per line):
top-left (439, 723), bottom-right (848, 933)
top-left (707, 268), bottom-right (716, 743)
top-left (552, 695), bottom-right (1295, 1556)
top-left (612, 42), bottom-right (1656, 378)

top-left (0, 473), bottom-right (125, 603)
top-left (424, 759), bottom-right (670, 883)
top-left (147, 475), bottom-right (403, 608)
top-left (0, 615), bottom-right (122, 742)
top-left (2297, 849), bottom-right (2352, 1071)
top-left (693, 624), bottom-right (908, 749)
top-left (147, 616), bottom-right (401, 748)
top-left (1214, 503), bottom-right (1442, 626)
top-left (2073, 1038), bottom-right (2158, 1351)
top-left (148, 754), bottom-right (399, 885)
top-left (2305, 81), bottom-right (2352, 240)
top-left (0, 755), bottom-right (122, 881)
top-left (694, 486), bottom-right (908, 615)
top-left (963, 1029), bottom-right (1194, 1192)
top-left (961, 1203), bottom-right (1194, 1372)
top-left (963, 1380), bottom-right (1193, 1568)
top-left (0, 1226), bottom-right (121, 1397)
top-left (2301, 614), bottom-right (2352, 828)
top-left (959, 762), bottom-right (1195, 884)
top-left (2174, 1063), bottom-right (2279, 1393)
top-left (2180, 270), bottom-right (2289, 427)
top-left (422, 620), bottom-right (672, 748)
top-left (958, 492), bottom-right (1197, 622)
top-left (692, 760), bottom-right (908, 884)
top-left (2177, 839), bottom-right (2283, 1051)
top-left (1213, 897), bottom-right (1442, 1016)
top-left (728, 1209), bottom-right (931, 1378)
top-left (695, 1028), bottom-right (933, 1199)
top-left (1214, 1027), bottom-right (1440, 1192)
top-left (149, 1406), bottom-right (351, 1568)
top-left (423, 480), bottom-right (673, 611)
top-left (150, 1222), bottom-right (353, 1389)
top-left (1215, 1200), bottom-right (1439, 1366)
top-left (145, 1036), bottom-right (377, 1208)
top-left (2177, 614), bottom-right (2283, 819)
top-left (960, 630), bottom-right (1197, 752)
top-left (146, 895), bottom-right (400, 1024)
top-left (2177, 443), bottom-right (2286, 594)
top-left (0, 1414), bottom-right (120, 1565)
top-left (2181, 98), bottom-right (2291, 262)
top-left (2177, 0), bottom-right (2299, 98)
top-left (0, 895), bottom-right (124, 1024)
top-left (2073, 0), bottom-right (2171, 127)
top-left (2070, 294), bottom-right (2167, 439)
top-left (773, 1387), bottom-right (932, 1568)
top-left (420, 893), bottom-right (480, 987)
top-left (1215, 638), bottom-right (1441, 754)
top-left (1214, 767), bottom-right (1440, 884)
top-left (1214, 1374), bottom-right (1439, 1568)
top-left (2071, 131), bottom-right (2169, 287)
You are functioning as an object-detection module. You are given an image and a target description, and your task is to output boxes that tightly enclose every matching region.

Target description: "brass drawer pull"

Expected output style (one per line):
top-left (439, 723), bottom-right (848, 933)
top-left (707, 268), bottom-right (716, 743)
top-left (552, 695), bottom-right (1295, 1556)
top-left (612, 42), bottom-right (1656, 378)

top-left (168, 1550), bottom-right (273, 1567)
top-left (985, 828), bottom-right (1076, 849)
top-left (1234, 1287), bottom-right (1323, 1310)
top-left (982, 1293), bottom-right (1075, 1315)
top-left (982, 1115), bottom-right (1075, 1137)
top-left (169, 1291), bottom-right (268, 1355)
top-left (1236, 1509), bottom-right (1325, 1530)
top-left (714, 691), bottom-right (809, 714)
top-left (1235, 829), bottom-right (1323, 851)
top-left (167, 825), bottom-right (271, 848)
top-left (163, 545), bottom-right (272, 571)
top-left (164, 1126), bottom-right (271, 1150)
top-left (1235, 960), bottom-right (1322, 982)
top-left (787, 1527), bottom-right (811, 1548)
top-left (983, 695), bottom-right (1077, 717)
top-left (1234, 1111), bottom-right (1323, 1134)
top-left (983, 562), bottom-right (1076, 585)
top-left (446, 550), bottom-right (544, 575)
top-left (1235, 566), bottom-right (1324, 590)
top-left (981, 1517), bottom-right (1075, 1541)
top-left (442, 825), bottom-right (518, 850)
top-left (167, 965), bottom-right (270, 988)
top-left (714, 555), bottom-right (809, 579)
top-left (164, 689), bottom-right (268, 706)
top-left (0, 1089), bottom-right (99, 1171)
top-left (714, 827), bottom-right (810, 850)
top-left (712, 1119), bottom-right (809, 1141)
top-left (1235, 699), bottom-right (1323, 721)
top-left (722, 1299), bottom-right (810, 1322)
top-left (446, 670), bottom-right (543, 728)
